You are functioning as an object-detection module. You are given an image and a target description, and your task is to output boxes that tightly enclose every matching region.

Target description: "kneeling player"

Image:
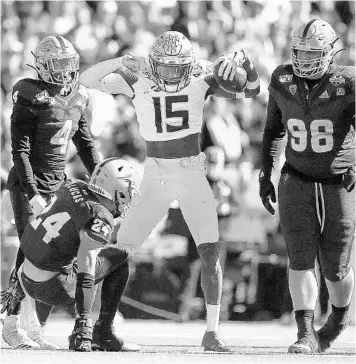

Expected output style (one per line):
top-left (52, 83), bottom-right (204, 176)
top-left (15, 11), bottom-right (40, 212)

top-left (3, 158), bottom-right (141, 352)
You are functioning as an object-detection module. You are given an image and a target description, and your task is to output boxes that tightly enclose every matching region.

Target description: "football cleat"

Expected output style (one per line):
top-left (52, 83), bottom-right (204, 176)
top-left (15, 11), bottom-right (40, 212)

top-left (2, 315), bottom-right (40, 349)
top-left (288, 330), bottom-right (321, 354)
top-left (91, 320), bottom-right (140, 352)
top-left (201, 330), bottom-right (232, 352)
top-left (317, 312), bottom-right (349, 352)
top-left (28, 326), bottom-right (60, 350)
top-left (68, 317), bottom-right (93, 352)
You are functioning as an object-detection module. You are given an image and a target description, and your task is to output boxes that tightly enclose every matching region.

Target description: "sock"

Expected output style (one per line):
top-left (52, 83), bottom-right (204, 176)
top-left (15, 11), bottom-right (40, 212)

top-left (331, 304), bottom-right (350, 324)
top-left (75, 272), bottom-right (95, 319)
top-left (206, 304), bottom-right (220, 332)
top-left (295, 310), bottom-right (314, 337)
top-left (97, 261), bottom-right (129, 327)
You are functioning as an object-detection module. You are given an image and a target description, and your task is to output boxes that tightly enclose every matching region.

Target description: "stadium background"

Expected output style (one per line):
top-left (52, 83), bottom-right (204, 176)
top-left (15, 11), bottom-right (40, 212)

top-left (0, 0), bottom-right (355, 323)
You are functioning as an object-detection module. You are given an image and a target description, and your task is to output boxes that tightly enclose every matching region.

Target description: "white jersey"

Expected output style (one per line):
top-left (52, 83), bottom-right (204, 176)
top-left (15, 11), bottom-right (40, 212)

top-left (98, 61), bottom-right (239, 141)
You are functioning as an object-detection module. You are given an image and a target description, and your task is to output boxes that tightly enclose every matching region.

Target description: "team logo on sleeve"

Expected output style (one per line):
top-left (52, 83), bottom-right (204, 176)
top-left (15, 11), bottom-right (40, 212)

top-left (289, 85), bottom-right (297, 95)
top-left (35, 90), bottom-right (56, 106)
top-left (279, 74), bottom-right (293, 83)
top-left (329, 73), bottom-right (345, 86)
top-left (336, 87), bottom-right (345, 96)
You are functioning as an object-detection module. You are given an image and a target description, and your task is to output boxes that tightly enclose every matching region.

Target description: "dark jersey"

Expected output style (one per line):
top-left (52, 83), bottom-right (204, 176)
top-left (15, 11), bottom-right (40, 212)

top-left (262, 62), bottom-right (355, 179)
top-left (7, 78), bottom-right (98, 199)
top-left (21, 179), bottom-right (114, 272)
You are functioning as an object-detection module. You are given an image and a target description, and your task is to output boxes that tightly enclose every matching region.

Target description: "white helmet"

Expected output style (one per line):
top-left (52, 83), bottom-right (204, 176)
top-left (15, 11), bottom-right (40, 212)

top-left (33, 35), bottom-right (80, 87)
top-left (149, 31), bottom-right (195, 93)
top-left (88, 158), bottom-right (141, 217)
top-left (290, 19), bottom-right (338, 79)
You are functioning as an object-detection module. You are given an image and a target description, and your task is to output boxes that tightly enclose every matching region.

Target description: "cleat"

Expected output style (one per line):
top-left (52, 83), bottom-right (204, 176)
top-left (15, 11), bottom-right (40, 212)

top-left (2, 315), bottom-right (40, 349)
top-left (288, 330), bottom-right (320, 354)
top-left (28, 326), bottom-right (60, 350)
top-left (317, 313), bottom-right (349, 352)
top-left (91, 320), bottom-right (140, 352)
top-left (201, 330), bottom-right (232, 352)
top-left (68, 317), bottom-right (92, 352)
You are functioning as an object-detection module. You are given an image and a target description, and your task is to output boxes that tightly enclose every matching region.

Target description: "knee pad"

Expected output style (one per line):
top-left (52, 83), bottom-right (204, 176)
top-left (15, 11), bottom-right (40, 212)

top-left (197, 242), bottom-right (219, 267)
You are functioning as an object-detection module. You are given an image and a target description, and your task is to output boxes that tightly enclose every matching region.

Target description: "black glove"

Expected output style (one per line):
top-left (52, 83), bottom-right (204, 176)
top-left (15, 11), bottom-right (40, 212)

top-left (0, 269), bottom-right (25, 315)
top-left (342, 166), bottom-right (355, 192)
top-left (259, 172), bottom-right (276, 215)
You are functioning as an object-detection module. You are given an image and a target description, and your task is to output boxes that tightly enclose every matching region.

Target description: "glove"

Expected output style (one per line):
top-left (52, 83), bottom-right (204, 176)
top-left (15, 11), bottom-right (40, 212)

top-left (259, 172), bottom-right (276, 215)
top-left (29, 194), bottom-right (47, 217)
top-left (342, 166), bottom-right (355, 192)
top-left (212, 50), bottom-right (245, 81)
top-left (0, 269), bottom-right (25, 315)
top-left (122, 54), bottom-right (152, 76)
top-left (239, 49), bottom-right (255, 74)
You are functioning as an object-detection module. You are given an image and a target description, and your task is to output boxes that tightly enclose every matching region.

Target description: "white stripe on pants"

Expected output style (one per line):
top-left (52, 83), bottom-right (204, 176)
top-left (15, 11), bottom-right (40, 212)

top-left (116, 152), bottom-right (219, 253)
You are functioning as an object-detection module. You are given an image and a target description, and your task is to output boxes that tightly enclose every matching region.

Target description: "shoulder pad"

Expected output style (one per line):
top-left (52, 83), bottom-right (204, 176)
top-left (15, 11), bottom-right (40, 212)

top-left (78, 84), bottom-right (89, 99)
top-left (12, 78), bottom-right (47, 107)
top-left (328, 65), bottom-right (354, 93)
top-left (269, 62), bottom-right (295, 91)
top-left (86, 200), bottom-right (114, 228)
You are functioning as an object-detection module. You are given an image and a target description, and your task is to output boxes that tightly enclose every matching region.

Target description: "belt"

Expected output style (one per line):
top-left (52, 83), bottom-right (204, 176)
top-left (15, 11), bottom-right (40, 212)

top-left (281, 164), bottom-right (344, 185)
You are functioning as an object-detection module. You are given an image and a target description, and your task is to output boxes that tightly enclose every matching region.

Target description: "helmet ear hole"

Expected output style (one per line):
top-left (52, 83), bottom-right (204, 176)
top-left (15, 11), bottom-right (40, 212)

top-left (119, 192), bottom-right (126, 199)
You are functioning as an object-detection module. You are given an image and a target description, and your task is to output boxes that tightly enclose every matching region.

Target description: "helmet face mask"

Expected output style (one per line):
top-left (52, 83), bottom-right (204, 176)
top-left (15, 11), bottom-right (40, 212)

top-left (290, 19), bottom-right (338, 80)
top-left (34, 36), bottom-right (80, 88)
top-left (88, 158), bottom-right (141, 218)
top-left (149, 31), bottom-right (194, 93)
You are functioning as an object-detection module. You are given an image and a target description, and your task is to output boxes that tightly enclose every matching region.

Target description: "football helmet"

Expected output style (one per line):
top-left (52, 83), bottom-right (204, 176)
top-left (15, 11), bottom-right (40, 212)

top-left (149, 31), bottom-right (195, 93)
top-left (88, 158), bottom-right (141, 218)
top-left (33, 36), bottom-right (80, 87)
top-left (290, 19), bottom-right (338, 79)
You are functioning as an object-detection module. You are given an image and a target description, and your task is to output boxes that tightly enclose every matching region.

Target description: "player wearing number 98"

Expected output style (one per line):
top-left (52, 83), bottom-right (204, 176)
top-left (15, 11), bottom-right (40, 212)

top-left (259, 19), bottom-right (355, 354)
top-left (79, 30), bottom-right (260, 352)
top-left (2, 35), bottom-right (99, 349)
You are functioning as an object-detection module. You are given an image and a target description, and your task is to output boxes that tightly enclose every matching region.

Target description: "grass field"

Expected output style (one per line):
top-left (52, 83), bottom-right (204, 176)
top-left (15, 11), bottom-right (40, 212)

top-left (1, 316), bottom-right (355, 364)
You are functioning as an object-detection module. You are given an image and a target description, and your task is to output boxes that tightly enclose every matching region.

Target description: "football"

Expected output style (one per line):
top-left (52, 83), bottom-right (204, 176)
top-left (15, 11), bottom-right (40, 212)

top-left (213, 55), bottom-right (247, 94)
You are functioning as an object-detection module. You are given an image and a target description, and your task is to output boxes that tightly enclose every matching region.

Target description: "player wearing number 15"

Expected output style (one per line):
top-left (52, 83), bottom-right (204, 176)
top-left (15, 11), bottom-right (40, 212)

top-left (2, 35), bottom-right (99, 348)
top-left (259, 19), bottom-right (355, 354)
top-left (80, 30), bottom-right (260, 352)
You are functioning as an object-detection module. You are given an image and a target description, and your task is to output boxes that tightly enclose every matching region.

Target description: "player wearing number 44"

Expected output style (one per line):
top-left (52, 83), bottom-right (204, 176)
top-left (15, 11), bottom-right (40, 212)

top-left (259, 19), bottom-right (355, 354)
top-left (2, 36), bottom-right (99, 349)
top-left (80, 30), bottom-right (260, 352)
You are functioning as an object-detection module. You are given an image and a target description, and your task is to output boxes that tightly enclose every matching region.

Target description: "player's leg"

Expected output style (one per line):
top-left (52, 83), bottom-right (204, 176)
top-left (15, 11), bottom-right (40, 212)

top-left (116, 157), bottom-right (174, 253)
top-left (89, 246), bottom-right (139, 352)
top-left (317, 183), bottom-right (355, 352)
top-left (177, 163), bottom-right (229, 352)
top-left (278, 174), bottom-right (321, 353)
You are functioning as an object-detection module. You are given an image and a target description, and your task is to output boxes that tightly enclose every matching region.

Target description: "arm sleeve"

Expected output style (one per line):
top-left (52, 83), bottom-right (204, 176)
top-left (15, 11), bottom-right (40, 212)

top-left (260, 94), bottom-right (286, 179)
top-left (72, 114), bottom-right (99, 175)
top-left (10, 105), bottom-right (39, 199)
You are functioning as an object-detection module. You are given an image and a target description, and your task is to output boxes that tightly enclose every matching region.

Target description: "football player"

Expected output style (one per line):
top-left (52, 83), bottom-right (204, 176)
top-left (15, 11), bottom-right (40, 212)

top-left (4, 158), bottom-right (141, 352)
top-left (259, 19), bottom-right (355, 354)
top-left (1, 35), bottom-right (100, 349)
top-left (79, 30), bottom-right (260, 352)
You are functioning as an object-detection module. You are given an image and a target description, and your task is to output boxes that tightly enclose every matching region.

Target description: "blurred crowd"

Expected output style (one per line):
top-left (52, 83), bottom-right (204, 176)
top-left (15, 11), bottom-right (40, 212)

top-left (1, 1), bottom-right (355, 320)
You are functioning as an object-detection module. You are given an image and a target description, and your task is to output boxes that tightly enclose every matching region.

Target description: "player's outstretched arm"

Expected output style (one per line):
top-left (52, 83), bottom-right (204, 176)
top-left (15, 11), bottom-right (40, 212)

top-left (79, 55), bottom-right (148, 95)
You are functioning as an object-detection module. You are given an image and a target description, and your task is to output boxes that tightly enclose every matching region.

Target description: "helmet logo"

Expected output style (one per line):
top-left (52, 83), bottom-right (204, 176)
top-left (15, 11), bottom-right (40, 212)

top-left (157, 34), bottom-right (182, 56)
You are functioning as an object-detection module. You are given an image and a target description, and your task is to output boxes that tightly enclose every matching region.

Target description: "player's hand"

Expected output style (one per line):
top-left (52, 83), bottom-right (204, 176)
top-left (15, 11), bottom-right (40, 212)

top-left (0, 269), bottom-right (25, 315)
top-left (122, 55), bottom-right (152, 76)
top-left (29, 194), bottom-right (47, 217)
top-left (239, 49), bottom-right (255, 74)
top-left (259, 172), bottom-right (276, 215)
top-left (213, 51), bottom-right (245, 81)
